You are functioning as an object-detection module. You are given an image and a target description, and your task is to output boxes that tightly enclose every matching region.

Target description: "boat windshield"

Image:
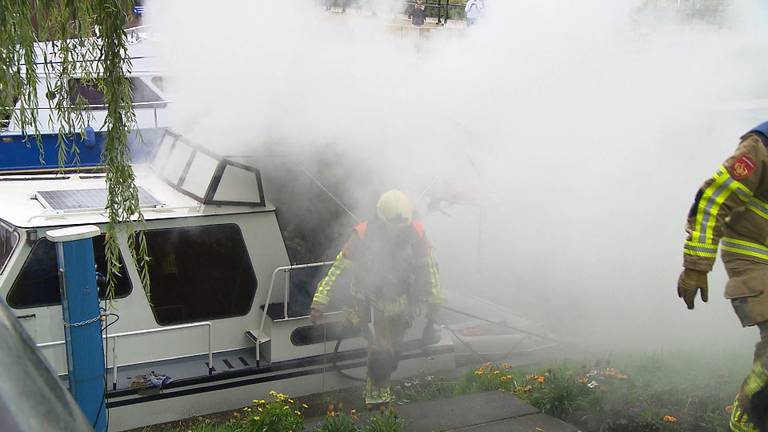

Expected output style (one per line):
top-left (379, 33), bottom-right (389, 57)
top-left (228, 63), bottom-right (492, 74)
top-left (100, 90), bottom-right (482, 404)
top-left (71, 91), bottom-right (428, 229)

top-left (0, 222), bottom-right (17, 274)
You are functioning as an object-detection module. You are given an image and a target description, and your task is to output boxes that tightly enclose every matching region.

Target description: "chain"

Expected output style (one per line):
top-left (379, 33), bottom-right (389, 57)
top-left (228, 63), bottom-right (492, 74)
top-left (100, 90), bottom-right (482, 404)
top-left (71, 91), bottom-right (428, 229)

top-left (63, 314), bottom-right (103, 328)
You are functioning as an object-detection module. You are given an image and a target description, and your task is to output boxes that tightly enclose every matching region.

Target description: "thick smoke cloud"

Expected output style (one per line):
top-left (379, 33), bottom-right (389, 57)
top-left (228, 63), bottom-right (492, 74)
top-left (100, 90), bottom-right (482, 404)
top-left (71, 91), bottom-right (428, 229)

top-left (145, 0), bottom-right (768, 352)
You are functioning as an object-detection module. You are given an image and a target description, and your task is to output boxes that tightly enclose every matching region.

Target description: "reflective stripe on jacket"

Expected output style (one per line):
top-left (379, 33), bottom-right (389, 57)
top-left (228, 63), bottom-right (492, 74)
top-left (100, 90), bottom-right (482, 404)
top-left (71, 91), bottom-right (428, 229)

top-left (684, 133), bottom-right (768, 271)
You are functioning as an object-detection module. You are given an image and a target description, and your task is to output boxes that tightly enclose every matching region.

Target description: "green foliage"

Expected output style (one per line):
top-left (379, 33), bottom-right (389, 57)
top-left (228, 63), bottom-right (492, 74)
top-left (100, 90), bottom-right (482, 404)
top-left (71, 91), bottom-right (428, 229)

top-left (364, 410), bottom-right (404, 432)
top-left (521, 368), bottom-right (599, 418)
top-left (0, 0), bottom-right (150, 302)
top-left (314, 412), bottom-right (361, 432)
top-left (314, 410), bottom-right (404, 432)
top-left (394, 375), bottom-right (457, 402)
top-left (241, 391), bottom-right (305, 432)
top-left (164, 418), bottom-right (242, 432)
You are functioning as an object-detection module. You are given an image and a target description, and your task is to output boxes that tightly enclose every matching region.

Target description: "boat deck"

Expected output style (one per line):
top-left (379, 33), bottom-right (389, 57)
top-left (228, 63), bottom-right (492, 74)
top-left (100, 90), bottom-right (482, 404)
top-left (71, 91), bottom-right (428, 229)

top-left (305, 391), bottom-right (580, 432)
top-left (105, 348), bottom-right (260, 393)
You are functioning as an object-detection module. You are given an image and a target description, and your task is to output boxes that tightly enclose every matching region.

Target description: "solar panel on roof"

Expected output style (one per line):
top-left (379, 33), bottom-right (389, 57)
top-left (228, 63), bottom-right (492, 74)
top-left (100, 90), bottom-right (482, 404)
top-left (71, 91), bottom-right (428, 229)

top-left (36, 187), bottom-right (162, 212)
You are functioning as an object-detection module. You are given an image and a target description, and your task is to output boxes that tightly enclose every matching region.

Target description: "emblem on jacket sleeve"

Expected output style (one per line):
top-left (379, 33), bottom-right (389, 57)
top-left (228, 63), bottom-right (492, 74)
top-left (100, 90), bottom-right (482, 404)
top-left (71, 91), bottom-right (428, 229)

top-left (732, 155), bottom-right (756, 180)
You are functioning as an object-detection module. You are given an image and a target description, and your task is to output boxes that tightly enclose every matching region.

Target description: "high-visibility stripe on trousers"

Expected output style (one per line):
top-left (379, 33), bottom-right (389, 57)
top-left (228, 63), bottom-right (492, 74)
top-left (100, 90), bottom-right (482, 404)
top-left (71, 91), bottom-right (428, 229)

top-left (731, 398), bottom-right (759, 432)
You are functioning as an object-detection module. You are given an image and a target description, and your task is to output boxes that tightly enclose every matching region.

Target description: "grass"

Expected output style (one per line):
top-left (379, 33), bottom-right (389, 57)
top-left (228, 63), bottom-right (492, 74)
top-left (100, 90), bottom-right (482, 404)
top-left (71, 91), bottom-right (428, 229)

top-left (149, 350), bottom-right (749, 432)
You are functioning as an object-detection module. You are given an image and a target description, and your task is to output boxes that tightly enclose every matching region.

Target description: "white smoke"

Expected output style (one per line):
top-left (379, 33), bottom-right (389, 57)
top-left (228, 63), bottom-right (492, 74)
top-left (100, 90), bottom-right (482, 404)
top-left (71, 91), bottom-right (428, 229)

top-left (145, 0), bottom-right (768, 352)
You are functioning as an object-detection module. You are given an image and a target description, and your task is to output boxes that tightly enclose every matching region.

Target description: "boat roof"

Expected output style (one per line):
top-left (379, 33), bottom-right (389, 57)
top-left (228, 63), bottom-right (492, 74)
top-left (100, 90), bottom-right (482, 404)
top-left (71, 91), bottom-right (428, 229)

top-left (0, 131), bottom-right (273, 229)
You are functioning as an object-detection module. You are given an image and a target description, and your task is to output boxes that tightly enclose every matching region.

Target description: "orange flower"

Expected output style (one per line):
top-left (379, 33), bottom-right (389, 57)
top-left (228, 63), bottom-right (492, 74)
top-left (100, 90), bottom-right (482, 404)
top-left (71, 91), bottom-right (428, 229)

top-left (536, 375), bottom-right (546, 384)
top-left (662, 415), bottom-right (678, 423)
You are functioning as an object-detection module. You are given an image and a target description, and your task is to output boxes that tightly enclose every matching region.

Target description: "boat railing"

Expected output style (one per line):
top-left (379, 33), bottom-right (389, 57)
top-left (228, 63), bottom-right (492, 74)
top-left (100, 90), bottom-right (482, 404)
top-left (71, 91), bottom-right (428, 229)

top-left (1, 100), bottom-right (170, 132)
top-left (37, 320), bottom-right (213, 390)
top-left (401, 0), bottom-right (467, 24)
top-left (256, 261), bottom-right (334, 341)
top-left (329, 0), bottom-right (467, 24)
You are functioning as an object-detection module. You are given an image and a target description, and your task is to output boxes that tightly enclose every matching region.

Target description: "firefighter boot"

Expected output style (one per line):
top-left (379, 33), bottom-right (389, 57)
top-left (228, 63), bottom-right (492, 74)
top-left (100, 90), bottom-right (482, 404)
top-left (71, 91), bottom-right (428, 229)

top-left (365, 348), bottom-right (395, 408)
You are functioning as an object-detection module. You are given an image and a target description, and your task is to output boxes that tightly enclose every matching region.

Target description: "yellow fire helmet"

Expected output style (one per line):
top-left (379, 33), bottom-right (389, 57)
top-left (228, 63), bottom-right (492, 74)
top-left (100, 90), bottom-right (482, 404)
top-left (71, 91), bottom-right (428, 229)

top-left (376, 189), bottom-right (413, 226)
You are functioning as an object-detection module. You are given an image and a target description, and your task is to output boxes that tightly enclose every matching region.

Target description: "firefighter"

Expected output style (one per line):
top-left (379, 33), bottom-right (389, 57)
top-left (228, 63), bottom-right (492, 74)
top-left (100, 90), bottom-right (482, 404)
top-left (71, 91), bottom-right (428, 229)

top-left (310, 189), bottom-right (441, 407)
top-left (678, 122), bottom-right (768, 431)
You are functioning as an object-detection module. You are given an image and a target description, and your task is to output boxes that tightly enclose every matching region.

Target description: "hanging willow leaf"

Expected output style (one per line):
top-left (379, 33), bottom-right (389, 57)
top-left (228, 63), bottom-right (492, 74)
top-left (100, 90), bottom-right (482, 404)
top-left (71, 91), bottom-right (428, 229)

top-left (0, 0), bottom-right (151, 304)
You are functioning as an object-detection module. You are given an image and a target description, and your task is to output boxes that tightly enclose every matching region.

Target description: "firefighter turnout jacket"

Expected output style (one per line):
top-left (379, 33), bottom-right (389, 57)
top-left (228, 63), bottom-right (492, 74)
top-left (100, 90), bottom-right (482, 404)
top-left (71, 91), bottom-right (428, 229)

top-left (684, 122), bottom-right (768, 326)
top-left (311, 219), bottom-right (441, 318)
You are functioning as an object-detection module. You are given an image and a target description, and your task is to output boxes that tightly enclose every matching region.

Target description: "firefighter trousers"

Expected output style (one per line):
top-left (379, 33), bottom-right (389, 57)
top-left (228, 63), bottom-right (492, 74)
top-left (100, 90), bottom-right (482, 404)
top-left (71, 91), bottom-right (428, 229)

top-left (351, 306), bottom-right (409, 406)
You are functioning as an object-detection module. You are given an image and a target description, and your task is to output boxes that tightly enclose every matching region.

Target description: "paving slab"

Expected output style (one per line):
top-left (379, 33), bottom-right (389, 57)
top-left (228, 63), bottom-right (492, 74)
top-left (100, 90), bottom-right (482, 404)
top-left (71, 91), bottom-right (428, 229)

top-left (305, 391), bottom-right (580, 432)
top-left (397, 391), bottom-right (538, 431)
top-left (455, 413), bottom-right (580, 432)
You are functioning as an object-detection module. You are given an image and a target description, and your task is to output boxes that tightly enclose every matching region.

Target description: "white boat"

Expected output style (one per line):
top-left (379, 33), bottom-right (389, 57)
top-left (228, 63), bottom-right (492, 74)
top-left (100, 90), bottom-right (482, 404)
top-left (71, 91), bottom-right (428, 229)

top-left (0, 129), bottom-right (558, 431)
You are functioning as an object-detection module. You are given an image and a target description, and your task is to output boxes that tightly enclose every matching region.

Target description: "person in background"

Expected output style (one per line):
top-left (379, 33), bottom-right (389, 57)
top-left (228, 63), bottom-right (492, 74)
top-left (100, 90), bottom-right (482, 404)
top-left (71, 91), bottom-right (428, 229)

top-left (310, 190), bottom-right (442, 408)
top-left (411, 0), bottom-right (427, 27)
top-left (465, 0), bottom-right (484, 27)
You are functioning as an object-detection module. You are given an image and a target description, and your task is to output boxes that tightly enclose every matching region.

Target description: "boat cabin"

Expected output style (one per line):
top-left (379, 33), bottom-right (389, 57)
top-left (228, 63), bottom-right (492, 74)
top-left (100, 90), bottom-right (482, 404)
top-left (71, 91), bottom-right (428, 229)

top-left (0, 129), bottom-right (453, 430)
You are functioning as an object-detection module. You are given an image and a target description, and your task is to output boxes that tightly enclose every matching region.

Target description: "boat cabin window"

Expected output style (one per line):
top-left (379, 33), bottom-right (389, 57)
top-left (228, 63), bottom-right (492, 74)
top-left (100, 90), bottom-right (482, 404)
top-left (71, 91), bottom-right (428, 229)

top-left (144, 224), bottom-right (257, 325)
top-left (0, 222), bottom-right (19, 273)
top-left (68, 79), bottom-right (105, 109)
top-left (6, 235), bottom-right (132, 309)
top-left (0, 95), bottom-right (19, 131)
top-left (67, 78), bottom-right (164, 110)
top-left (130, 78), bottom-right (165, 106)
top-left (290, 322), bottom-right (361, 346)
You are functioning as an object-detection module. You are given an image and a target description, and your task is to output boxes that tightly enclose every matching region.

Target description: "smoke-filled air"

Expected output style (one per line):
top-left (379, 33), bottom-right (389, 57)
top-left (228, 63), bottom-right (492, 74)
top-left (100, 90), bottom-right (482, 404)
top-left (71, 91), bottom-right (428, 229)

top-left (144, 0), bottom-right (768, 354)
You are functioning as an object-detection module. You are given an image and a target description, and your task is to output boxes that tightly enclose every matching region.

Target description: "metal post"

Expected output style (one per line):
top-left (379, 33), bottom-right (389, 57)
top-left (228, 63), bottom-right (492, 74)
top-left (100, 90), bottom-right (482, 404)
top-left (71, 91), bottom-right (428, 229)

top-left (47, 225), bottom-right (106, 432)
top-left (112, 340), bottom-right (117, 391)
top-left (283, 269), bottom-right (290, 319)
top-left (436, 0), bottom-right (442, 24)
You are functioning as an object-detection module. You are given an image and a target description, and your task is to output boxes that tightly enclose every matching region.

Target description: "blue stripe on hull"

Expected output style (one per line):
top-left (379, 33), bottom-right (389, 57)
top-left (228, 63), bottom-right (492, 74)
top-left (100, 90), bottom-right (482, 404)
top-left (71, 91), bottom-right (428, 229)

top-left (0, 128), bottom-right (164, 172)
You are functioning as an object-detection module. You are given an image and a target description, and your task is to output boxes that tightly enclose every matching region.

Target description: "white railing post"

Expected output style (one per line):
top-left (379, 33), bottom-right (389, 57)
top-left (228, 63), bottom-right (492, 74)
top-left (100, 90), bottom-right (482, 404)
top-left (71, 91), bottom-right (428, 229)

top-left (256, 261), bottom-right (335, 363)
top-left (283, 269), bottom-right (290, 319)
top-left (112, 339), bottom-right (118, 390)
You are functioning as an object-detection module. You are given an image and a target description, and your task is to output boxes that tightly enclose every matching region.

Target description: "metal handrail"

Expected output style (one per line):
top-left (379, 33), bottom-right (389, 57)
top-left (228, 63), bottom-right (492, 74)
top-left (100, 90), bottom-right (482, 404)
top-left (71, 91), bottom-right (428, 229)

top-left (325, 0), bottom-right (467, 24)
top-left (0, 100), bottom-right (170, 111)
top-left (255, 261), bottom-right (334, 362)
top-left (1, 101), bottom-right (168, 133)
top-left (37, 321), bottom-right (213, 389)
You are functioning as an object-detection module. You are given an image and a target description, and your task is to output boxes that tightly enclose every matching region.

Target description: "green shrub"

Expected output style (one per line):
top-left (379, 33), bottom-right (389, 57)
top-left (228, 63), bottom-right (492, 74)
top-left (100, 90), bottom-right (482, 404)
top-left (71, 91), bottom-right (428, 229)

top-left (365, 410), bottom-right (405, 432)
top-left (394, 375), bottom-right (457, 402)
top-left (314, 409), bottom-right (404, 432)
top-left (241, 391), bottom-right (304, 432)
top-left (314, 412), bottom-right (361, 432)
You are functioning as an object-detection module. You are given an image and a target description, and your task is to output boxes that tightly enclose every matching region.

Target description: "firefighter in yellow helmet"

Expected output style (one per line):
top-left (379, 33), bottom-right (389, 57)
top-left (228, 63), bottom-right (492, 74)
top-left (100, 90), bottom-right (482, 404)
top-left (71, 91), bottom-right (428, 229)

top-left (678, 122), bottom-right (768, 432)
top-left (310, 189), bottom-right (442, 407)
